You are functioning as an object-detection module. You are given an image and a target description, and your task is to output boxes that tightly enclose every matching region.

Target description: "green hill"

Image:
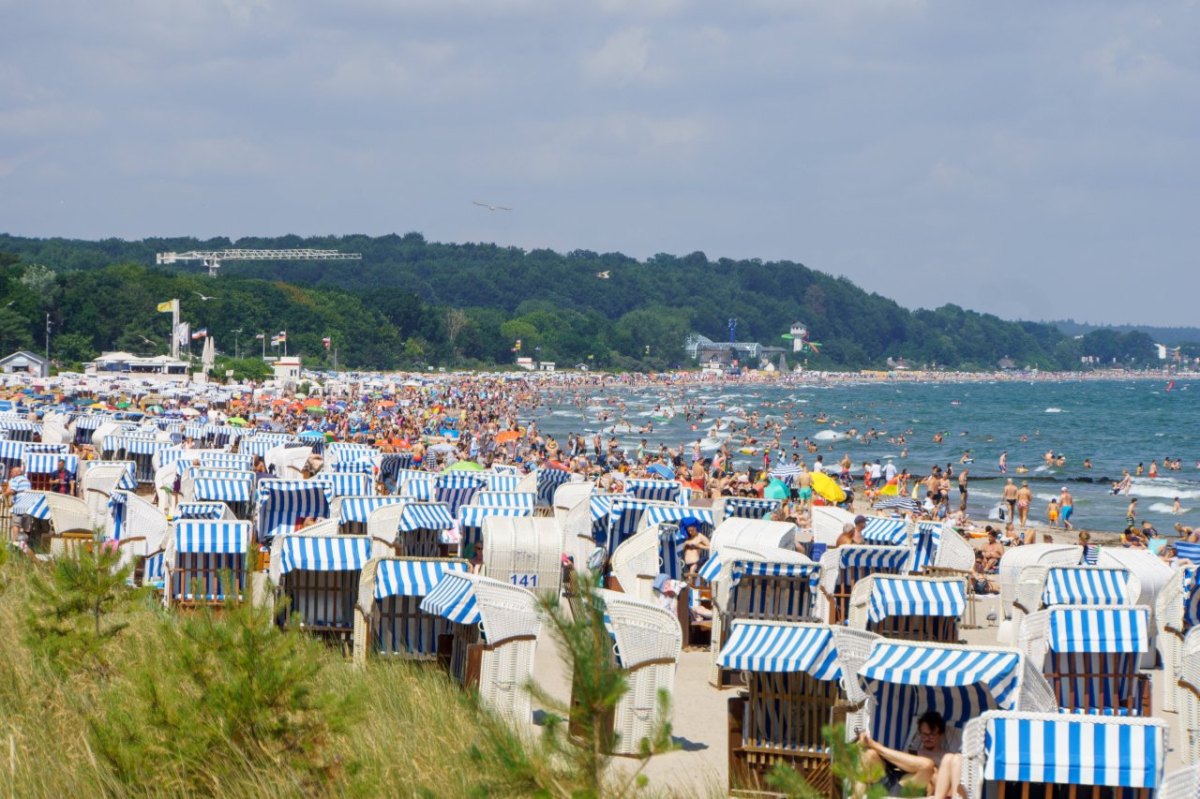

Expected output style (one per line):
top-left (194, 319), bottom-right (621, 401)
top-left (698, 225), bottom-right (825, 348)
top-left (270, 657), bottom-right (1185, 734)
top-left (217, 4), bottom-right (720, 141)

top-left (0, 232), bottom-right (1160, 371)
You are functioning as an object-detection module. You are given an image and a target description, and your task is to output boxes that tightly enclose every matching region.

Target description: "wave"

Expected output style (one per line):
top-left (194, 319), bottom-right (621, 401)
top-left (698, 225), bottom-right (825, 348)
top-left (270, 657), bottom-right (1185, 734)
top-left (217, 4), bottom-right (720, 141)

top-left (1132, 485), bottom-right (1200, 501)
top-left (813, 430), bottom-right (851, 442)
top-left (1148, 502), bottom-right (1188, 514)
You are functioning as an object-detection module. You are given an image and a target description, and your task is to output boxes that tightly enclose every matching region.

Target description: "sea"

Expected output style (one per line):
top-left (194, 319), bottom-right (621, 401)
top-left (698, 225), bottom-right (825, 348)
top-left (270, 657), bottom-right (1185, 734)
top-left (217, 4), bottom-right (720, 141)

top-left (533, 377), bottom-right (1200, 535)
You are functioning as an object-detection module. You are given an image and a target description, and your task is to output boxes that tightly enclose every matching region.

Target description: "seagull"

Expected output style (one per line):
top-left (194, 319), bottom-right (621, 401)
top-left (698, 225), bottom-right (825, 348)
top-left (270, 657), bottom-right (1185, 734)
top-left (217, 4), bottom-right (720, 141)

top-left (139, 335), bottom-right (157, 346)
top-left (596, 271), bottom-right (611, 279)
top-left (473, 201), bottom-right (512, 212)
top-left (986, 609), bottom-right (998, 626)
top-left (194, 291), bottom-right (217, 301)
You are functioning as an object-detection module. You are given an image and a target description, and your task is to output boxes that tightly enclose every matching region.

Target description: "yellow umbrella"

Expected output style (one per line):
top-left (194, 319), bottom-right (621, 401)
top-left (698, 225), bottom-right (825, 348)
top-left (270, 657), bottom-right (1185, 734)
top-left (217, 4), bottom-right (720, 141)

top-left (810, 471), bottom-right (846, 504)
top-left (877, 481), bottom-right (899, 497)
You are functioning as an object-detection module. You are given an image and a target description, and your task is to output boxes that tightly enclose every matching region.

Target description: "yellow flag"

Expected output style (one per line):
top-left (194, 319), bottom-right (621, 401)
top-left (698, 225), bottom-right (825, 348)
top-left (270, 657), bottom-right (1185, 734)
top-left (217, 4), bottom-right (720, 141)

top-left (156, 300), bottom-right (174, 313)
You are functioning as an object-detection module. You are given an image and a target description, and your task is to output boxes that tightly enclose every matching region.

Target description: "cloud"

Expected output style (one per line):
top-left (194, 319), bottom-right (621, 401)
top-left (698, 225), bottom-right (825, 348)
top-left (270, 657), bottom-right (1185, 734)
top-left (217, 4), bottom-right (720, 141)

top-left (581, 27), bottom-right (657, 84)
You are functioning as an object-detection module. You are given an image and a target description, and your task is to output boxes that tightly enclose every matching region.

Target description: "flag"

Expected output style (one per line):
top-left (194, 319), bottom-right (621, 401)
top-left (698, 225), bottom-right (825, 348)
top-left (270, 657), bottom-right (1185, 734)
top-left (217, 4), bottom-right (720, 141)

top-left (255, 333), bottom-right (265, 340)
top-left (191, 328), bottom-right (208, 340)
top-left (270, 331), bottom-right (287, 346)
top-left (269, 338), bottom-right (280, 348)
top-left (156, 299), bottom-right (176, 313)
top-left (322, 336), bottom-right (331, 350)
top-left (175, 322), bottom-right (190, 347)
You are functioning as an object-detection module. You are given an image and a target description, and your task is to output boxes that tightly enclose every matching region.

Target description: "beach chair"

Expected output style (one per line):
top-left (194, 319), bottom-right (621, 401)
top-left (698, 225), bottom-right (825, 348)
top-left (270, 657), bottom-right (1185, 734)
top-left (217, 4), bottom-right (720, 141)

top-left (1179, 627), bottom-right (1200, 765)
top-left (420, 572), bottom-right (542, 725)
top-left (105, 490), bottom-right (170, 584)
top-left (913, 520), bottom-right (976, 575)
top-left (269, 533), bottom-right (375, 649)
top-left (80, 460), bottom-right (136, 526)
top-left (847, 573), bottom-right (966, 642)
top-left (720, 620), bottom-right (849, 796)
top-left (337, 494), bottom-right (405, 536)
top-left (121, 436), bottom-right (170, 484)
top-left (817, 545), bottom-right (911, 625)
top-left (996, 544), bottom-right (1085, 642)
top-left (580, 590), bottom-right (682, 756)
top-left (1161, 764), bottom-right (1200, 799)
top-left (22, 451), bottom-right (79, 494)
top-left (365, 501), bottom-right (408, 550)
top-left (602, 498), bottom-right (681, 560)
top-left (708, 545), bottom-right (820, 687)
top-left (174, 502), bottom-right (232, 521)
top-left (478, 515), bottom-right (561, 598)
top-left (962, 710), bottom-right (1169, 799)
top-left (395, 501), bottom-right (455, 558)
top-left (1158, 566), bottom-right (1198, 713)
top-left (1019, 604), bottom-right (1151, 715)
top-left (311, 471), bottom-right (372, 501)
top-left (535, 466), bottom-right (574, 508)
top-left (254, 479), bottom-right (331, 545)
top-left (1009, 565), bottom-right (1139, 648)
top-left (188, 473), bottom-right (255, 520)
top-left (163, 520), bottom-right (252, 609)
top-left (33, 491), bottom-right (96, 556)
top-left (715, 497), bottom-right (782, 525)
top-left (844, 636), bottom-right (1057, 758)
top-left (1096, 548), bottom-right (1173, 668)
top-left (625, 478), bottom-right (682, 504)
top-left (352, 556), bottom-right (470, 664)
top-left (610, 523), bottom-right (689, 601)
top-left (457, 501), bottom-right (534, 561)
top-left (434, 473), bottom-right (487, 516)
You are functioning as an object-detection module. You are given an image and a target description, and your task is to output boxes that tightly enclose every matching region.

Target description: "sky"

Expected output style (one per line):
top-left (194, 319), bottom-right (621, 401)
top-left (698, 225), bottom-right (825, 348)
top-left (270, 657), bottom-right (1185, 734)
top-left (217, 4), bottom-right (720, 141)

top-left (2, 0), bottom-right (1198, 325)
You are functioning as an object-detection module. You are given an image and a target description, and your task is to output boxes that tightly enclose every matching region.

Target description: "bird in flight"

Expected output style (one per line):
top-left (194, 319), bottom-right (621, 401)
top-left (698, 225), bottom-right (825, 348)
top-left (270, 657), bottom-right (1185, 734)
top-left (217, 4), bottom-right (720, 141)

top-left (596, 271), bottom-right (611, 279)
top-left (194, 291), bottom-right (217, 301)
top-left (473, 201), bottom-right (512, 212)
top-left (139, 335), bottom-right (156, 346)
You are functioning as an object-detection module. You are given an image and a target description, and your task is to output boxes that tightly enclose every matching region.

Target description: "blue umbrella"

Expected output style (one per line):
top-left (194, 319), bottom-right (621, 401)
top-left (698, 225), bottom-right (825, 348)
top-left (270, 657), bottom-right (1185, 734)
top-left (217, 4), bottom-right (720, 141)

top-left (647, 463), bottom-right (675, 480)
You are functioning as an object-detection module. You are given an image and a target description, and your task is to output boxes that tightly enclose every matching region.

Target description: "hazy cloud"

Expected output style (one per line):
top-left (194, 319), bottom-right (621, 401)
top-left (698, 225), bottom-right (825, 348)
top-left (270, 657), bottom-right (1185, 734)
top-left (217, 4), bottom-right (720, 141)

top-left (0, 0), bottom-right (1198, 324)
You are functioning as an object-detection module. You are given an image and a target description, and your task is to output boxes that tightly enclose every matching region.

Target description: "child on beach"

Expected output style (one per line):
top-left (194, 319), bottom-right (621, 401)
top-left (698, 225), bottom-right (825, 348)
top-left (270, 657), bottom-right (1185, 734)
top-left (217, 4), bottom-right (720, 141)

top-left (1047, 498), bottom-right (1059, 528)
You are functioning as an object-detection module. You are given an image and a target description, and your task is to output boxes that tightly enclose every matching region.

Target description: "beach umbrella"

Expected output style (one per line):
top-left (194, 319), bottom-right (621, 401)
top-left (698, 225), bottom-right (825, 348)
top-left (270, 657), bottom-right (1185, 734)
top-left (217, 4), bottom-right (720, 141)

top-left (227, 416), bottom-right (247, 427)
top-left (428, 442), bottom-right (456, 454)
top-left (764, 479), bottom-right (791, 500)
top-left (298, 430), bottom-right (325, 441)
top-left (443, 460), bottom-right (484, 473)
top-left (874, 496), bottom-right (921, 513)
top-left (115, 401), bottom-right (131, 409)
top-left (495, 430), bottom-right (521, 444)
top-left (876, 481), bottom-right (899, 497)
top-left (305, 406), bottom-right (326, 416)
top-left (809, 471), bottom-right (846, 503)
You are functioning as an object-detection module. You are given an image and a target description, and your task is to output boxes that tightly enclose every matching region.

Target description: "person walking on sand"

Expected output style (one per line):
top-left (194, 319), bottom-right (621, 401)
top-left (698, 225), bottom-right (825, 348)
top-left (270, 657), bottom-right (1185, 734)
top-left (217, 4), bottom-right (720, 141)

top-left (1016, 481), bottom-right (1033, 527)
top-left (1059, 487), bottom-right (1074, 531)
top-left (1002, 478), bottom-right (1018, 522)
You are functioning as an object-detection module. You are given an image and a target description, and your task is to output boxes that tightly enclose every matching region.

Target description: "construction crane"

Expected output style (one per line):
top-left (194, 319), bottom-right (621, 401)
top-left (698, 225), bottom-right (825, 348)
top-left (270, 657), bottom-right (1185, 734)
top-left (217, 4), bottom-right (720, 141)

top-left (155, 248), bottom-right (362, 277)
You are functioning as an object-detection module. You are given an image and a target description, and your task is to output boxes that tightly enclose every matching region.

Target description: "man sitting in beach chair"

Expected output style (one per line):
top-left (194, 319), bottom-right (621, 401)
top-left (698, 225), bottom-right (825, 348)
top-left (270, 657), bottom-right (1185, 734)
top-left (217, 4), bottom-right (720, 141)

top-left (857, 711), bottom-right (963, 799)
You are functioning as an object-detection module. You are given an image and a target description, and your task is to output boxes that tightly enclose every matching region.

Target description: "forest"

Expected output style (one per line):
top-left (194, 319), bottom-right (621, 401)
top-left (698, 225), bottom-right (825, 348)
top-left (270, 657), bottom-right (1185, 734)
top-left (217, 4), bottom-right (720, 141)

top-left (0, 233), bottom-right (1167, 372)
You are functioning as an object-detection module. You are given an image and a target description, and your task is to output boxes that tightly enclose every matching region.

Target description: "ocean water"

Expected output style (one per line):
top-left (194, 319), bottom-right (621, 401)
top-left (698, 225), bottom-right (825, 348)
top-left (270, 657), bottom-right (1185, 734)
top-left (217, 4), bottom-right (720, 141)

top-left (535, 378), bottom-right (1200, 534)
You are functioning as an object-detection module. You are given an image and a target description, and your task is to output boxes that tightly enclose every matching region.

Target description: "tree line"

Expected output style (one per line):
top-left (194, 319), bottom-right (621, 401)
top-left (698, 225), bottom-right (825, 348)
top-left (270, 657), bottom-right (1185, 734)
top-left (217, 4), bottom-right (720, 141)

top-left (0, 235), bottom-right (1170, 371)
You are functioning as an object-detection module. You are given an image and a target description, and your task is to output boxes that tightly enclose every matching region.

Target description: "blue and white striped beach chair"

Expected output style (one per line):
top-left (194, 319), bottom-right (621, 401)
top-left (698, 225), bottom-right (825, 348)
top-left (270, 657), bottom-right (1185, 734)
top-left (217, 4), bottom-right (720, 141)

top-left (625, 478), bottom-right (681, 504)
top-left (719, 497), bottom-right (781, 522)
top-left (818, 545), bottom-right (912, 625)
top-left (357, 557), bottom-right (470, 661)
top-left (484, 472), bottom-right (520, 492)
top-left (165, 520), bottom-right (253, 608)
top-left (718, 620), bottom-right (846, 794)
top-left (855, 639), bottom-right (1042, 754)
top-left (963, 711), bottom-right (1168, 799)
top-left (859, 516), bottom-right (910, 546)
top-left (1042, 566), bottom-right (1134, 607)
top-left (396, 502), bottom-right (455, 558)
top-left (337, 495), bottom-right (405, 536)
top-left (273, 534), bottom-right (372, 645)
top-left (1022, 604), bottom-right (1151, 715)
top-left (535, 467), bottom-right (573, 507)
top-left (849, 574), bottom-right (966, 642)
top-left (192, 475), bottom-right (255, 519)
top-left (22, 452), bottom-right (79, 493)
top-left (435, 473), bottom-right (486, 516)
top-left (312, 471), bottom-right (372, 499)
top-left (174, 502), bottom-right (230, 521)
top-left (255, 480), bottom-right (331, 543)
top-left (911, 521), bottom-right (943, 572)
top-left (473, 491), bottom-right (536, 510)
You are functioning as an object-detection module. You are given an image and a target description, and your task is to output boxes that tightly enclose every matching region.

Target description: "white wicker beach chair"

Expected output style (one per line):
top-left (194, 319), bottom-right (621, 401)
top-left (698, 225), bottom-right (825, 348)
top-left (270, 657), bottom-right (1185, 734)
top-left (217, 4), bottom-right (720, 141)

top-left (609, 525), bottom-right (662, 601)
top-left (817, 545), bottom-right (911, 624)
top-left (481, 515), bottom-right (562, 599)
top-left (38, 491), bottom-right (96, 556)
top-left (420, 572), bottom-right (542, 726)
top-left (163, 520), bottom-right (253, 609)
top-left (1162, 764), bottom-right (1200, 799)
top-left (80, 461), bottom-right (136, 527)
top-left (1160, 566), bottom-right (1198, 713)
top-left (847, 573), bottom-right (966, 642)
top-left (962, 710), bottom-right (1169, 799)
top-left (597, 590), bottom-right (682, 756)
top-left (1180, 626), bottom-right (1200, 765)
top-left (995, 544), bottom-right (1084, 643)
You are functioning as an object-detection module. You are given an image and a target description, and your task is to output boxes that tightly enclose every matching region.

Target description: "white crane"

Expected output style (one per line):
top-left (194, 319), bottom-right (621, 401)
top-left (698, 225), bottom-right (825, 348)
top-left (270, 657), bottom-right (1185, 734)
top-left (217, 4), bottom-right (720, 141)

top-left (155, 248), bottom-right (362, 277)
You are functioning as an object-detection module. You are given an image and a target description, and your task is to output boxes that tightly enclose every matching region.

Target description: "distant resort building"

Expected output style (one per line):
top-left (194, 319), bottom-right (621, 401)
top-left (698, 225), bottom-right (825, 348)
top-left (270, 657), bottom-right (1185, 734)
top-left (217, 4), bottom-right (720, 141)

top-left (85, 352), bottom-right (190, 380)
top-left (0, 350), bottom-right (51, 378)
top-left (685, 332), bottom-right (789, 371)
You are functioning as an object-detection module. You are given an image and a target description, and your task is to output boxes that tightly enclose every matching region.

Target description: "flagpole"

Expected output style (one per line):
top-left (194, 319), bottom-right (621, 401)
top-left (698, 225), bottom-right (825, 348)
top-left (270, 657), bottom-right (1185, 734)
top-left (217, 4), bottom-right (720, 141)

top-left (261, 332), bottom-right (266, 360)
top-left (171, 299), bottom-right (180, 360)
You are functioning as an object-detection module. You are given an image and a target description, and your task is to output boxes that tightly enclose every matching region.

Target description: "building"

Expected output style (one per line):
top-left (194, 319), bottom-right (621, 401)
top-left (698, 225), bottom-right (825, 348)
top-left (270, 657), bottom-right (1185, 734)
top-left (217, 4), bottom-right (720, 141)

top-left (0, 350), bottom-right (50, 378)
top-left (789, 322), bottom-right (808, 353)
top-left (85, 352), bottom-right (190, 380)
top-left (272, 356), bottom-right (302, 388)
